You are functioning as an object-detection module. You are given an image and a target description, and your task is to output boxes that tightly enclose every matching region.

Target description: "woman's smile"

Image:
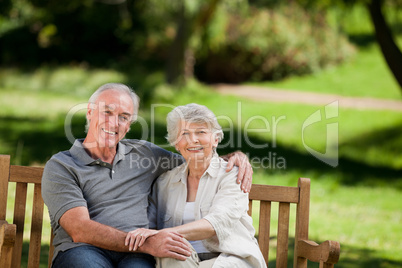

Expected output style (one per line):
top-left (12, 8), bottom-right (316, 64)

top-left (176, 121), bottom-right (218, 165)
top-left (187, 146), bottom-right (204, 152)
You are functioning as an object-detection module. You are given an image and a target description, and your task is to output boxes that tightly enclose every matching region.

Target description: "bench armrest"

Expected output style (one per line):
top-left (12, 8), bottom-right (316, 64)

top-left (0, 220), bottom-right (17, 268)
top-left (297, 239), bottom-right (340, 266)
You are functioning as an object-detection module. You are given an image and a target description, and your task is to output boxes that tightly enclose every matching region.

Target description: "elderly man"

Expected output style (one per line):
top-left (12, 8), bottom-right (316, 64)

top-left (42, 83), bottom-right (253, 268)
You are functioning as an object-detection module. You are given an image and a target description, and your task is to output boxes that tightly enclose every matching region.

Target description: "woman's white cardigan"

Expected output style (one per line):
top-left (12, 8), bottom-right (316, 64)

top-left (148, 156), bottom-right (267, 268)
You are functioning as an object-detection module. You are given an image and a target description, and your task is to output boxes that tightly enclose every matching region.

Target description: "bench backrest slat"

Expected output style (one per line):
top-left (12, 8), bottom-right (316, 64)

top-left (257, 200), bottom-right (271, 262)
top-left (10, 165), bottom-right (43, 184)
top-left (28, 184), bottom-right (44, 268)
top-left (12, 182), bottom-right (28, 268)
top-left (277, 202), bottom-right (290, 267)
top-left (249, 184), bottom-right (299, 203)
top-left (48, 232), bottom-right (55, 267)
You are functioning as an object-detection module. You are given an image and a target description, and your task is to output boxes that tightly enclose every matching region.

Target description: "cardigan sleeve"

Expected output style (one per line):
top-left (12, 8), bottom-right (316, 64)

top-left (203, 167), bottom-right (249, 242)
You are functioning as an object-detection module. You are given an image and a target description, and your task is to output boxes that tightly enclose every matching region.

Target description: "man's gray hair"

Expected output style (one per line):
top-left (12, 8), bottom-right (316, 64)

top-left (85, 83), bottom-right (140, 132)
top-left (166, 103), bottom-right (224, 146)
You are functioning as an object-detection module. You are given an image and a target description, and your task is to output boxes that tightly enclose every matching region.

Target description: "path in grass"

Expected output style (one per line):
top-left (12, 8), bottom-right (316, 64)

top-left (215, 84), bottom-right (402, 111)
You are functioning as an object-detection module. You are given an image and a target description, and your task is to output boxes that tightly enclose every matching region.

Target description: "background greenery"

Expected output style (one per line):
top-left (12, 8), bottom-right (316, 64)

top-left (1, 1), bottom-right (401, 267)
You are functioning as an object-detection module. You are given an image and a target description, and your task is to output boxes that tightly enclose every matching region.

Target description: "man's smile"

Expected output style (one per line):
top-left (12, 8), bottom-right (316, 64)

top-left (102, 128), bottom-right (118, 135)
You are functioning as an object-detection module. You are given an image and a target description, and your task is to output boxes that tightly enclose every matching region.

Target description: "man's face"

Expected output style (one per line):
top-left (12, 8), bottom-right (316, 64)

top-left (86, 89), bottom-right (134, 149)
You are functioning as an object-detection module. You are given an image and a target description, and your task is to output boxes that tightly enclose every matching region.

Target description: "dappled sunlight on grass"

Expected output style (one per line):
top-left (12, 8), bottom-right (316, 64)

top-left (0, 89), bottom-right (85, 119)
top-left (0, 67), bottom-right (126, 98)
top-left (339, 122), bottom-right (402, 169)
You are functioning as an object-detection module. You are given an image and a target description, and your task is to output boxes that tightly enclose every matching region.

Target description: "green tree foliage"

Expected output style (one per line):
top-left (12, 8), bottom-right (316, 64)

top-left (3, 0), bottom-right (387, 86)
top-left (0, 0), bottom-right (146, 66)
top-left (0, 0), bottom-right (12, 16)
top-left (292, 0), bottom-right (402, 91)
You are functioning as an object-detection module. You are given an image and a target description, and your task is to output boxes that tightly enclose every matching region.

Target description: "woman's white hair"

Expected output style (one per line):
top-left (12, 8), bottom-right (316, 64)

top-left (85, 83), bottom-right (140, 132)
top-left (166, 103), bottom-right (224, 146)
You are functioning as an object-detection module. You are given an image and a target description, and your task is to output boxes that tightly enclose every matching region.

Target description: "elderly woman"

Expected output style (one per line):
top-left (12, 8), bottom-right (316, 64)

top-left (126, 103), bottom-right (266, 268)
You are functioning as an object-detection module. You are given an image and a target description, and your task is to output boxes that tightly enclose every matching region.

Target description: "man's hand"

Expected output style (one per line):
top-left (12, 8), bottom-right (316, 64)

top-left (223, 151), bottom-right (253, 193)
top-left (139, 229), bottom-right (192, 260)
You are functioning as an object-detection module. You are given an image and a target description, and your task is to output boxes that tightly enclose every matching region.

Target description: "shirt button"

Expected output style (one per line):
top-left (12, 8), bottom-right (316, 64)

top-left (96, 161), bottom-right (100, 164)
top-left (112, 170), bottom-right (115, 173)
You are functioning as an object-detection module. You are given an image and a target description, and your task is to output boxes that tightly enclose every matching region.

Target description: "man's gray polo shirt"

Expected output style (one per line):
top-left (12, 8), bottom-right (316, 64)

top-left (41, 139), bottom-right (183, 261)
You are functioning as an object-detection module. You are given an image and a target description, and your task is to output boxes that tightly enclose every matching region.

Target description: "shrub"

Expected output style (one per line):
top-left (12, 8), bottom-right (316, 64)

top-left (194, 5), bottom-right (356, 83)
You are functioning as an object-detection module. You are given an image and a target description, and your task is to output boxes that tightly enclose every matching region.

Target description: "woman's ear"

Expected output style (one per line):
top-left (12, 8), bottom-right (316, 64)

top-left (212, 135), bottom-right (219, 148)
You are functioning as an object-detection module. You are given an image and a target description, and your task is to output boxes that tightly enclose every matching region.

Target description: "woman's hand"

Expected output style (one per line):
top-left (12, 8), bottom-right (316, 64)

top-left (125, 228), bottom-right (159, 251)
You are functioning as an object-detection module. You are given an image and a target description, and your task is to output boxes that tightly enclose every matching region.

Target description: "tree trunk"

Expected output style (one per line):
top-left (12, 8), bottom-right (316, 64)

top-left (166, 0), bottom-right (220, 85)
top-left (367, 0), bottom-right (402, 91)
top-left (166, 2), bottom-right (189, 85)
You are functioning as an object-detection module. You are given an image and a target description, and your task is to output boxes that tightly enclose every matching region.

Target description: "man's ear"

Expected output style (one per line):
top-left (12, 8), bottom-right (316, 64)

top-left (86, 103), bottom-right (93, 120)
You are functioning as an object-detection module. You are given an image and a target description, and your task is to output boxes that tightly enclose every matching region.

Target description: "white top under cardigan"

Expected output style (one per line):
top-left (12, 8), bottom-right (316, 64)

top-left (148, 156), bottom-right (267, 268)
top-left (183, 202), bottom-right (210, 254)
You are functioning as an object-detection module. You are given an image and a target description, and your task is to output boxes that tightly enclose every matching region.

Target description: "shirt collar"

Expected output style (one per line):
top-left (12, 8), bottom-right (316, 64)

top-left (69, 139), bottom-right (131, 166)
top-left (115, 140), bottom-right (130, 163)
top-left (170, 162), bottom-right (189, 184)
top-left (171, 155), bottom-right (221, 184)
top-left (204, 155), bottom-right (221, 178)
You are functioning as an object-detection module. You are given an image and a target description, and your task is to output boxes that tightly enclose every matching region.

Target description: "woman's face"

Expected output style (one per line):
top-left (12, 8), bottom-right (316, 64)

top-left (175, 121), bottom-right (219, 164)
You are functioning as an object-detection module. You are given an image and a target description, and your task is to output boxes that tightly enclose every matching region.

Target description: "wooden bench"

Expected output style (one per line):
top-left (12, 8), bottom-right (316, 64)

top-left (0, 154), bottom-right (340, 267)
